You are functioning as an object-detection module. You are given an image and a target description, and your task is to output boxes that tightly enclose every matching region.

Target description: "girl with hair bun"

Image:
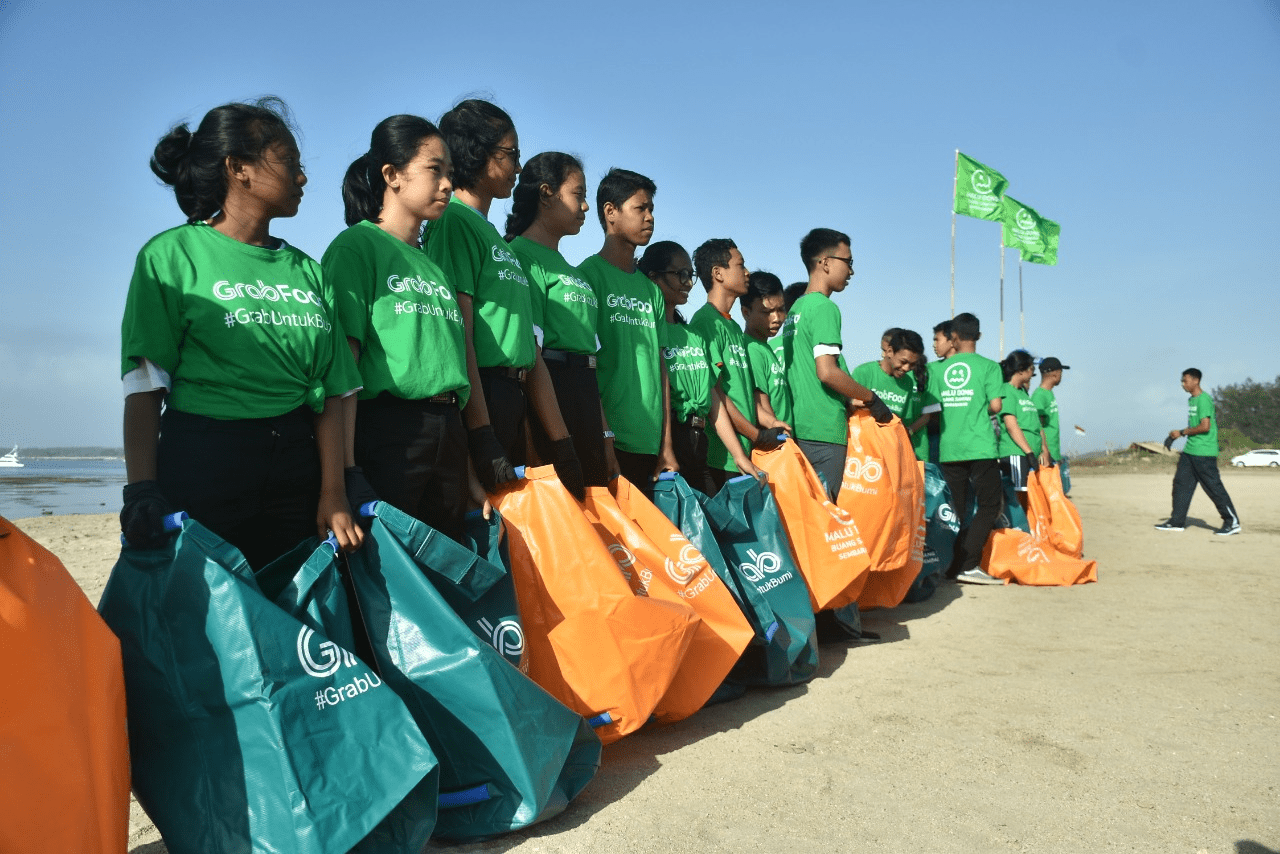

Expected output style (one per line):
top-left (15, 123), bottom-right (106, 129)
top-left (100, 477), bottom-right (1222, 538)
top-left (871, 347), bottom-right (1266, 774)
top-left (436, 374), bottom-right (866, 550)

top-left (321, 115), bottom-right (478, 542)
top-left (997, 349), bottom-right (1044, 504)
top-left (120, 98), bottom-right (362, 567)
top-left (506, 151), bottom-right (619, 487)
top-left (423, 100), bottom-right (586, 501)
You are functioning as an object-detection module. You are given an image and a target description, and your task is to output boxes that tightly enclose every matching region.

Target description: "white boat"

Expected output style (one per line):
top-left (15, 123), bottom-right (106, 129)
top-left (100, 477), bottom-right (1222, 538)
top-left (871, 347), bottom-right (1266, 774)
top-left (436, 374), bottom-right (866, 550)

top-left (0, 446), bottom-right (24, 468)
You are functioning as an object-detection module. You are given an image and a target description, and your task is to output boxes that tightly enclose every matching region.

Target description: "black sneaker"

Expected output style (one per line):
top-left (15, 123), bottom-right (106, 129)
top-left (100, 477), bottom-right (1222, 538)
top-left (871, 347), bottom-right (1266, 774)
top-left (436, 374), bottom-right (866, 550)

top-left (1153, 521), bottom-right (1185, 532)
top-left (1214, 522), bottom-right (1241, 536)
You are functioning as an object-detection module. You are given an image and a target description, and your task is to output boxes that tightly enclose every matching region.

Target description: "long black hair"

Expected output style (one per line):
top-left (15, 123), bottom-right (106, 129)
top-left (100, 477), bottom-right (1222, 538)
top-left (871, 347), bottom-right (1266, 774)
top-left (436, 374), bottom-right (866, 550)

top-left (503, 151), bottom-right (583, 241)
top-left (150, 97), bottom-right (296, 223)
top-left (341, 115), bottom-right (443, 227)
top-left (1001, 349), bottom-right (1036, 382)
top-left (439, 99), bottom-right (515, 192)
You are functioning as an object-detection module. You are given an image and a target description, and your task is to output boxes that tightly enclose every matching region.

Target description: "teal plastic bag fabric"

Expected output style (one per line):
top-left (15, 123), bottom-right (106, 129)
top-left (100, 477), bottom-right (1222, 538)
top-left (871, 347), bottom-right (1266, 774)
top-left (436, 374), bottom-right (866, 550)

top-left (456, 508), bottom-right (524, 668)
top-left (347, 501), bottom-right (601, 840)
top-left (97, 518), bottom-right (438, 854)
top-left (907, 463), bottom-right (958, 603)
top-left (702, 474), bottom-right (818, 685)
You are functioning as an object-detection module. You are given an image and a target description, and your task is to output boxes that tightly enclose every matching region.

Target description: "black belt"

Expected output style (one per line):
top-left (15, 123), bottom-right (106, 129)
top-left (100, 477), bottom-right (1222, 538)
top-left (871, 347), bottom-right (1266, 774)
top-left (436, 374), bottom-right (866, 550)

top-left (424, 391), bottom-right (459, 405)
top-left (674, 412), bottom-right (707, 429)
top-left (367, 391), bottom-right (459, 408)
top-left (479, 365), bottom-right (528, 382)
top-left (542, 348), bottom-right (597, 369)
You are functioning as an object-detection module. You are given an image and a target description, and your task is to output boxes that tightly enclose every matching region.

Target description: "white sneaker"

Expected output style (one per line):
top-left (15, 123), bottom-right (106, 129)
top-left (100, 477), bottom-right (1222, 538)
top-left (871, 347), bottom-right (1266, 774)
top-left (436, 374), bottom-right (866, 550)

top-left (957, 568), bottom-right (1004, 585)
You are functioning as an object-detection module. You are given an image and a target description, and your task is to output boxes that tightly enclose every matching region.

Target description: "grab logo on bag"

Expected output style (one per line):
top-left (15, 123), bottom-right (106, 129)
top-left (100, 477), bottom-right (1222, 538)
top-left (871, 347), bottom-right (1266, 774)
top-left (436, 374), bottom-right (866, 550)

top-left (297, 626), bottom-right (358, 678)
top-left (609, 542), bottom-right (653, 594)
top-left (476, 617), bottom-right (526, 661)
top-left (665, 538), bottom-right (702, 585)
top-left (842, 455), bottom-right (884, 494)
top-left (739, 549), bottom-right (794, 596)
top-left (938, 504), bottom-right (958, 527)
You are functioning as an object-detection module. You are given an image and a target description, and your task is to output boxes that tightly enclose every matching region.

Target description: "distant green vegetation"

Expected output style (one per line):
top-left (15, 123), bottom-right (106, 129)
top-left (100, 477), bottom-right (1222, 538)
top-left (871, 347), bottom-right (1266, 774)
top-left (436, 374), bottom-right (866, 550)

top-left (1214, 376), bottom-right (1280, 446)
top-left (21, 447), bottom-right (124, 458)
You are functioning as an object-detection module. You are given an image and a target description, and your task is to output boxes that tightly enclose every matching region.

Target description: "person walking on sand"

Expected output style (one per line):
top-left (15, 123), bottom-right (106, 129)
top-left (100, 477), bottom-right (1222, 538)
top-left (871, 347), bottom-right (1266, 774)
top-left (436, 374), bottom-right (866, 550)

top-left (1155, 368), bottom-right (1241, 536)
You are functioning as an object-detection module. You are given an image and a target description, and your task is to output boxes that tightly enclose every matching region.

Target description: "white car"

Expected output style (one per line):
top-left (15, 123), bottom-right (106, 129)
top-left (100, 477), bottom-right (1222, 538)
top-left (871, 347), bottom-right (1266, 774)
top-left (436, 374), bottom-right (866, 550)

top-left (1230, 449), bottom-right (1280, 467)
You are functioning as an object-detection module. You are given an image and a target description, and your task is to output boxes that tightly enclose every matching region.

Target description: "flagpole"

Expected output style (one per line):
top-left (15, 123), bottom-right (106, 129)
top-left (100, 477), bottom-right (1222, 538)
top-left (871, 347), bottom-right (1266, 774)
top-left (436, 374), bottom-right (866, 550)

top-left (1019, 257), bottom-right (1026, 348)
top-left (950, 149), bottom-right (958, 318)
top-left (998, 236), bottom-right (1005, 356)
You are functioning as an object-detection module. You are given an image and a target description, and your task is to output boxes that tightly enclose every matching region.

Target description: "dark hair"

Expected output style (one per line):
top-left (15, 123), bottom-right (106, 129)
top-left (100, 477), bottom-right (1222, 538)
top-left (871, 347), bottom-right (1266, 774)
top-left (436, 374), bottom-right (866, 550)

top-left (933, 320), bottom-right (954, 337)
top-left (150, 97), bottom-right (297, 223)
top-left (342, 115), bottom-right (442, 227)
top-left (881, 327), bottom-right (903, 345)
top-left (637, 241), bottom-right (689, 324)
top-left (800, 227), bottom-right (851, 272)
top-left (1182, 367), bottom-right (1202, 381)
top-left (888, 329), bottom-right (925, 355)
top-left (596, 168), bottom-right (656, 230)
top-left (913, 355), bottom-right (929, 393)
top-left (503, 151), bottom-right (583, 241)
top-left (1001, 349), bottom-right (1036, 381)
top-left (439, 99), bottom-right (515, 192)
top-left (783, 282), bottom-right (808, 310)
top-left (742, 271), bottom-right (783, 310)
top-left (952, 312), bottom-right (981, 342)
top-left (693, 238), bottom-right (737, 292)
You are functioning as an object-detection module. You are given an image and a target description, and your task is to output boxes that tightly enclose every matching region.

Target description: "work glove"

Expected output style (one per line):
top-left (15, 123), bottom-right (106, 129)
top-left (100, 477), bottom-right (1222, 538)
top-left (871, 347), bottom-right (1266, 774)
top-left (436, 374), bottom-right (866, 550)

top-left (1163, 434), bottom-right (1176, 451)
top-left (1023, 452), bottom-right (1040, 473)
top-left (751, 427), bottom-right (785, 453)
top-left (550, 437), bottom-right (586, 501)
top-left (120, 480), bottom-right (174, 549)
top-left (468, 425), bottom-right (518, 493)
top-left (344, 466), bottom-right (379, 520)
top-left (866, 393), bottom-right (894, 424)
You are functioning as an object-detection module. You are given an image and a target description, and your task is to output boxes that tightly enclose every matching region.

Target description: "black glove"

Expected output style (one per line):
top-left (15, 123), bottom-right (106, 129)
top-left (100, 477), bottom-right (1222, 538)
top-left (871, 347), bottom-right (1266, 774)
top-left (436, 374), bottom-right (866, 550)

top-left (468, 425), bottom-right (518, 492)
top-left (1163, 434), bottom-right (1175, 451)
top-left (1023, 452), bottom-right (1040, 473)
top-left (751, 427), bottom-right (785, 453)
top-left (120, 480), bottom-right (174, 549)
top-left (550, 437), bottom-right (586, 501)
top-left (344, 466), bottom-right (379, 519)
top-left (866, 393), bottom-right (894, 424)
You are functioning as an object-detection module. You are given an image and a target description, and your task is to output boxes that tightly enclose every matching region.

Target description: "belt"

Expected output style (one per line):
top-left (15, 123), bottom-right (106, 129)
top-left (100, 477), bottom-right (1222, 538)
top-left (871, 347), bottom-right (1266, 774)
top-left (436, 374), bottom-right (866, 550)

top-left (479, 365), bottom-right (528, 382)
top-left (424, 391), bottom-right (459, 405)
top-left (674, 412), bottom-right (707, 429)
top-left (542, 348), bottom-right (597, 369)
top-left (367, 391), bottom-right (460, 408)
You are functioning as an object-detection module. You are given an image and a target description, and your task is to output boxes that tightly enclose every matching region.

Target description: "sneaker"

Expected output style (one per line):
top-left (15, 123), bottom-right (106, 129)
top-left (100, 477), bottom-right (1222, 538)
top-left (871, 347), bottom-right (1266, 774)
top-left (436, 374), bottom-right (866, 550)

top-left (957, 568), bottom-right (1004, 585)
top-left (1153, 521), bottom-right (1185, 532)
top-left (1214, 522), bottom-right (1241, 536)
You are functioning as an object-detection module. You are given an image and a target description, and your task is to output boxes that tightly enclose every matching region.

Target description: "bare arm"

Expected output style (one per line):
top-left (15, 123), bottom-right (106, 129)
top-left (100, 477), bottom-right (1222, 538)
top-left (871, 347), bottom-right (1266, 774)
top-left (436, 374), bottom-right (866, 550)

top-left (1169, 416), bottom-right (1212, 440)
top-left (754, 389), bottom-right (790, 433)
top-left (1002, 413), bottom-right (1034, 455)
top-left (655, 360), bottom-right (678, 474)
top-left (907, 411), bottom-right (933, 436)
top-left (712, 391), bottom-right (760, 477)
top-left (458, 293), bottom-right (494, 430)
top-left (314, 397), bottom-right (362, 551)
top-left (988, 398), bottom-right (1003, 414)
top-left (815, 354), bottom-right (875, 403)
top-left (123, 389), bottom-right (164, 484)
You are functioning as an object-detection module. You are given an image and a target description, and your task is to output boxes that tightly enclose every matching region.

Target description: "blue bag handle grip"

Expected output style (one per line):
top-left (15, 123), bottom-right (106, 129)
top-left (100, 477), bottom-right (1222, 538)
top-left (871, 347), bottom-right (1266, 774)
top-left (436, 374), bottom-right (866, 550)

top-left (438, 784), bottom-right (491, 809)
top-left (162, 511), bottom-right (188, 532)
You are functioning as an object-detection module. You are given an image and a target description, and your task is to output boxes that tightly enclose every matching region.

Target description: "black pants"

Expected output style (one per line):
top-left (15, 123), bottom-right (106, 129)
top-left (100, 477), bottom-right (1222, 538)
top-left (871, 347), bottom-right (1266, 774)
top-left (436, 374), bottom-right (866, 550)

top-left (1169, 453), bottom-right (1239, 527)
top-left (796, 438), bottom-right (846, 502)
top-left (478, 371), bottom-right (529, 466)
top-left (941, 458), bottom-right (1002, 577)
top-left (158, 406), bottom-right (319, 571)
top-left (672, 416), bottom-right (718, 495)
top-left (355, 395), bottom-right (468, 543)
top-left (614, 448), bottom-right (658, 499)
top-left (532, 361), bottom-right (610, 486)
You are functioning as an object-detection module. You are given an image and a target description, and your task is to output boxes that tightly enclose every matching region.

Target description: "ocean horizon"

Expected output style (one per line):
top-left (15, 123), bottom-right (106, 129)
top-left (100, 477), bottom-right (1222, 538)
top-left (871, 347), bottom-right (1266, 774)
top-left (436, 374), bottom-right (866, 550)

top-left (0, 457), bottom-right (127, 519)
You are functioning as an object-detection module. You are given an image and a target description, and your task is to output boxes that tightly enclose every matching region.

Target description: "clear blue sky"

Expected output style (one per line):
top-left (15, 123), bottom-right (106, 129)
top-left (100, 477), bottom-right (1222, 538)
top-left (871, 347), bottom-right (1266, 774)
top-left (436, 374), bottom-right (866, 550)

top-left (2, 0), bottom-right (1277, 453)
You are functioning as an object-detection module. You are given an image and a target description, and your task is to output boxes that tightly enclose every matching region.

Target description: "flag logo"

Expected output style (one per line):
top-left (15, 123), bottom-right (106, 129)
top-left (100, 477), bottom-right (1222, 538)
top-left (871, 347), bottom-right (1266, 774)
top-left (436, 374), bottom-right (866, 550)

top-left (1015, 208), bottom-right (1037, 231)
top-left (971, 171), bottom-right (994, 194)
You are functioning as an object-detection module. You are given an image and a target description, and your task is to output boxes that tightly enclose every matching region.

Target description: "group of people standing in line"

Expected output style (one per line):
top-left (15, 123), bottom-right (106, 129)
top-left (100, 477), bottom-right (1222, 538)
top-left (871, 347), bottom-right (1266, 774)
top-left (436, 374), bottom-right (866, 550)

top-left (117, 95), bottom-right (1074, 586)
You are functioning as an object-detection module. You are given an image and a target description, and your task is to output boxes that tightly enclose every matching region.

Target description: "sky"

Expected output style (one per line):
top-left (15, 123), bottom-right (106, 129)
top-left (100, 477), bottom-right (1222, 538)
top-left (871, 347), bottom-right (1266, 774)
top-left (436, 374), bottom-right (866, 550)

top-left (1, 0), bottom-right (1278, 453)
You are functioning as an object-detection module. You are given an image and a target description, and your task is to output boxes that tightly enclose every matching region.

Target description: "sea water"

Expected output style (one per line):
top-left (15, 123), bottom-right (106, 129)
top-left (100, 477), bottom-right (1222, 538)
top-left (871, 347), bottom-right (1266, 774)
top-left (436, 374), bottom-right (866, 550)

top-left (0, 458), bottom-right (127, 519)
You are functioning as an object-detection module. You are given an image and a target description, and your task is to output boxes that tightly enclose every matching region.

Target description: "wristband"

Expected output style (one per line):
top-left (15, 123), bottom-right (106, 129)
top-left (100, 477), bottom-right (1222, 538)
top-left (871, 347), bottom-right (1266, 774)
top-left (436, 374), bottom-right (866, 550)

top-left (602, 430), bottom-right (615, 439)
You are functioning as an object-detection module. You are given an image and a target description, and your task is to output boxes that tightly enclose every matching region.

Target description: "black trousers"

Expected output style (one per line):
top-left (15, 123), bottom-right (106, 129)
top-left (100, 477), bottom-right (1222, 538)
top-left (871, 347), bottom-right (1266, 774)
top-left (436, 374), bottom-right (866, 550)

top-left (940, 458), bottom-right (1002, 577)
top-left (478, 371), bottom-right (529, 467)
top-left (614, 448), bottom-right (658, 499)
top-left (671, 417), bottom-right (717, 496)
top-left (1169, 453), bottom-right (1239, 527)
top-left (158, 406), bottom-right (319, 571)
top-left (796, 438), bottom-right (846, 502)
top-left (532, 361), bottom-right (610, 486)
top-left (355, 395), bottom-right (468, 544)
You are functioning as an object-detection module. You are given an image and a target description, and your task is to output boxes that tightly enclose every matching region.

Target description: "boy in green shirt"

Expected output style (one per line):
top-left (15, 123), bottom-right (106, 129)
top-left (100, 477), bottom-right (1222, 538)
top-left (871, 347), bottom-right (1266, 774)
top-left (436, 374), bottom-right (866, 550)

top-left (740, 271), bottom-right (793, 432)
top-left (851, 329), bottom-right (925, 420)
top-left (780, 228), bottom-right (893, 499)
top-left (1155, 368), bottom-right (1240, 535)
top-left (1032, 356), bottom-right (1069, 492)
top-left (926, 312), bottom-right (1004, 584)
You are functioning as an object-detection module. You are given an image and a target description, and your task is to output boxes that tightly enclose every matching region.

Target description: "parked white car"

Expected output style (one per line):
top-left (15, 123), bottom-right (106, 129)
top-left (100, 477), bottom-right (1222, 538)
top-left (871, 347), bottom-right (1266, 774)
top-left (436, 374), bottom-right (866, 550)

top-left (1230, 449), bottom-right (1280, 467)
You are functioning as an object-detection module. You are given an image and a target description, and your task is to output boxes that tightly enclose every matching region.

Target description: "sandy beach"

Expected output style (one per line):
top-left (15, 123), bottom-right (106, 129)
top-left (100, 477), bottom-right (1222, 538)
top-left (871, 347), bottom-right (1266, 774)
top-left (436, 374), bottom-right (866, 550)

top-left (14, 467), bottom-right (1279, 854)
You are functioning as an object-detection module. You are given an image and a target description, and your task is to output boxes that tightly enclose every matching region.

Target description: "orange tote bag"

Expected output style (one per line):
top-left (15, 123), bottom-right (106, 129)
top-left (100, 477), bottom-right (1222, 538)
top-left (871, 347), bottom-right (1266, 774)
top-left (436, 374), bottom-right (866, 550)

top-left (491, 466), bottom-right (699, 744)
top-left (586, 479), bottom-right (753, 723)
top-left (0, 516), bottom-right (130, 854)
top-left (836, 411), bottom-right (926, 609)
top-left (1038, 464), bottom-right (1084, 558)
top-left (750, 438), bottom-right (872, 610)
top-left (981, 471), bottom-right (1098, 586)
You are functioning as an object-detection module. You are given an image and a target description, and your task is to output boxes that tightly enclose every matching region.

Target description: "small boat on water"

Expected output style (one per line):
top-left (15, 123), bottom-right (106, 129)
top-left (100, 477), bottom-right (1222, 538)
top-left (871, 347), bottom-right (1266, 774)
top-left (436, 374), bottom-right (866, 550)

top-left (0, 446), bottom-right (24, 468)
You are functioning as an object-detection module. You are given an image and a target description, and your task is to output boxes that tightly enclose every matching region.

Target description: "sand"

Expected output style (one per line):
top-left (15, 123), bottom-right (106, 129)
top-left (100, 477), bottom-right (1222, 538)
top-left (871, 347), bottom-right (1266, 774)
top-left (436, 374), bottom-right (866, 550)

top-left (13, 468), bottom-right (1279, 854)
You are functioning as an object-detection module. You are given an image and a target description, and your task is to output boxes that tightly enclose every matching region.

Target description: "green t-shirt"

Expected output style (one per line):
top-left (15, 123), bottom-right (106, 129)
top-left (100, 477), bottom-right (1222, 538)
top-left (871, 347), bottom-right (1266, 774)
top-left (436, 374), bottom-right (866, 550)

top-left (851, 360), bottom-right (916, 420)
top-left (1031, 386), bottom-right (1060, 459)
top-left (322, 220), bottom-right (469, 405)
top-left (747, 336), bottom-right (793, 428)
top-left (422, 197), bottom-right (535, 369)
top-left (690, 304), bottom-right (756, 472)
top-left (509, 236), bottom-right (599, 355)
top-left (782, 292), bottom-right (849, 445)
top-left (1183, 393), bottom-right (1218, 456)
top-left (927, 352), bottom-right (1002, 462)
top-left (578, 254), bottom-right (668, 456)
top-left (997, 382), bottom-right (1043, 456)
top-left (662, 321), bottom-right (713, 422)
top-left (121, 222), bottom-right (359, 420)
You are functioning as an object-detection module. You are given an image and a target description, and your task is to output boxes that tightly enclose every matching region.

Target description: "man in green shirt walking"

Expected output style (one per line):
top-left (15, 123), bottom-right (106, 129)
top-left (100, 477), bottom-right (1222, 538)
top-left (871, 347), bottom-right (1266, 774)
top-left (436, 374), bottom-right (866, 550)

top-left (1031, 356), bottom-right (1069, 492)
top-left (1155, 368), bottom-right (1240, 535)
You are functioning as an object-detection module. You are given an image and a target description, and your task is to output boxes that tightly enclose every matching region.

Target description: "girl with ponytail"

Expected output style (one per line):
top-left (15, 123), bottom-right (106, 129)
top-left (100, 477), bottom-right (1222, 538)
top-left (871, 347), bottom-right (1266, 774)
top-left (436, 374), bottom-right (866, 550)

top-left (321, 115), bottom-right (478, 543)
top-left (120, 98), bottom-right (363, 567)
top-left (506, 152), bottom-right (619, 487)
top-left (996, 349), bottom-right (1045, 504)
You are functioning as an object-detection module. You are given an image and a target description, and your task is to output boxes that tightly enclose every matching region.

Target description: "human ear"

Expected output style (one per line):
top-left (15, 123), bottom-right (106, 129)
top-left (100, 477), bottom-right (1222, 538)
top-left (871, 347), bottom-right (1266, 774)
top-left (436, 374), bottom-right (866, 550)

top-left (381, 163), bottom-right (399, 190)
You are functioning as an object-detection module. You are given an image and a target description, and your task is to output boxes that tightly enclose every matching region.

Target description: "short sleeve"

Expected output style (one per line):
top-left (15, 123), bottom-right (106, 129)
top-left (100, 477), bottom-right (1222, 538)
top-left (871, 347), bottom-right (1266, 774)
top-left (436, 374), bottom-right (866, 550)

top-left (120, 246), bottom-right (183, 378)
top-left (423, 206), bottom-right (483, 297)
top-left (323, 244), bottom-right (376, 346)
top-left (809, 298), bottom-right (842, 348)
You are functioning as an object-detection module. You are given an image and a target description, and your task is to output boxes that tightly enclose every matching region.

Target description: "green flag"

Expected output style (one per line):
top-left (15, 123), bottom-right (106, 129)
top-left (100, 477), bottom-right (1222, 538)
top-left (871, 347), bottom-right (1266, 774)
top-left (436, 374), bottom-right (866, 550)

top-left (1022, 218), bottom-right (1060, 265)
top-left (953, 152), bottom-right (1008, 221)
top-left (1001, 196), bottom-right (1050, 257)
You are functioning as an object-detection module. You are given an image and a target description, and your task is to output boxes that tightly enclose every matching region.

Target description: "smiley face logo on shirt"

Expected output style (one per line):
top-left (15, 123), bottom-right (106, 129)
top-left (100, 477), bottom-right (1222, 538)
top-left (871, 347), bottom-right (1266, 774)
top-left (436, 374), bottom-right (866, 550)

top-left (944, 362), bottom-right (972, 390)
